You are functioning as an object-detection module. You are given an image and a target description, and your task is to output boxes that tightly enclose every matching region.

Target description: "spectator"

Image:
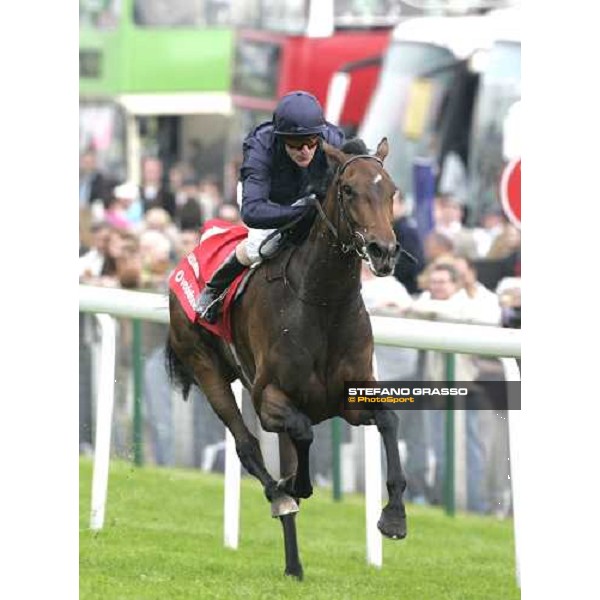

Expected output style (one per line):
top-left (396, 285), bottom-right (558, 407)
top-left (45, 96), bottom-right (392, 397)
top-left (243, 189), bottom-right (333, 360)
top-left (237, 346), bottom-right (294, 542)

top-left (417, 232), bottom-right (455, 292)
top-left (79, 149), bottom-right (113, 208)
top-left (139, 156), bottom-right (176, 219)
top-left (137, 220), bottom-right (178, 467)
top-left (497, 277), bottom-right (521, 329)
top-left (79, 207), bottom-right (94, 252)
top-left (438, 147), bottom-right (468, 207)
top-left (79, 222), bottom-right (111, 282)
top-left (361, 262), bottom-right (412, 316)
top-left (408, 263), bottom-right (472, 325)
top-left (122, 181), bottom-right (144, 227)
top-left (100, 227), bottom-right (139, 286)
top-left (217, 202), bottom-right (243, 225)
top-left (434, 194), bottom-right (478, 259)
top-left (406, 263), bottom-right (500, 513)
top-left (115, 239), bottom-right (143, 289)
top-left (176, 228), bottom-right (200, 259)
top-left (473, 207), bottom-right (507, 258)
top-left (360, 263), bottom-right (426, 502)
top-left (104, 182), bottom-right (140, 231)
top-left (423, 231), bottom-right (454, 264)
top-left (392, 190), bottom-right (425, 295)
top-left (168, 162), bottom-right (187, 205)
top-left (141, 207), bottom-right (180, 254)
top-left (452, 256), bottom-right (502, 326)
top-left (487, 223), bottom-right (521, 260)
top-left (176, 178), bottom-right (204, 231)
top-left (197, 175), bottom-right (223, 221)
top-left (139, 229), bottom-right (174, 292)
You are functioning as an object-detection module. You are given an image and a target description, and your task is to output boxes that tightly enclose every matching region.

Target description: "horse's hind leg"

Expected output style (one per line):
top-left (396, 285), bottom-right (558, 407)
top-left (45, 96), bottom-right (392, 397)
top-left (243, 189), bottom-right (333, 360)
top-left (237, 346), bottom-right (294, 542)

top-left (257, 385), bottom-right (315, 580)
top-left (278, 435), bottom-right (303, 580)
top-left (181, 352), bottom-right (291, 507)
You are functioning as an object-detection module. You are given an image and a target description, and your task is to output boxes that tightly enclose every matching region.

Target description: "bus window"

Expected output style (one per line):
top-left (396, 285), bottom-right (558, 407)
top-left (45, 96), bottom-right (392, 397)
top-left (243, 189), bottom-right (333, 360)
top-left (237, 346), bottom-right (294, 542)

top-left (231, 0), bottom-right (308, 33)
top-left (468, 41), bottom-right (520, 224)
top-left (134, 0), bottom-right (232, 27)
top-left (79, 102), bottom-right (127, 181)
top-left (335, 0), bottom-right (403, 28)
top-left (233, 39), bottom-right (282, 99)
top-left (232, 0), bottom-right (404, 32)
top-left (79, 0), bottom-right (120, 30)
top-left (360, 42), bottom-right (457, 202)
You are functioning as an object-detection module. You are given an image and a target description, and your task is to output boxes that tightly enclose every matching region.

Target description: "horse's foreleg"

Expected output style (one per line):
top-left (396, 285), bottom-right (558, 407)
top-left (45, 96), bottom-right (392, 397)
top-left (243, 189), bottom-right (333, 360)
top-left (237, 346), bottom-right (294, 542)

top-left (261, 385), bottom-right (314, 499)
top-left (278, 434), bottom-right (303, 580)
top-left (374, 408), bottom-right (407, 540)
top-left (341, 406), bottom-right (407, 540)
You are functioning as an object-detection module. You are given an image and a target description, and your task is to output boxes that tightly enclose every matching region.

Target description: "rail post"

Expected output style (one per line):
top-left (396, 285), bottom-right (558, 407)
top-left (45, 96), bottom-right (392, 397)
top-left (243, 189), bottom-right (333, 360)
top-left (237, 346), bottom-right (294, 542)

top-left (132, 319), bottom-right (144, 466)
top-left (444, 353), bottom-right (456, 516)
top-left (90, 314), bottom-right (117, 530)
top-left (332, 417), bottom-right (342, 501)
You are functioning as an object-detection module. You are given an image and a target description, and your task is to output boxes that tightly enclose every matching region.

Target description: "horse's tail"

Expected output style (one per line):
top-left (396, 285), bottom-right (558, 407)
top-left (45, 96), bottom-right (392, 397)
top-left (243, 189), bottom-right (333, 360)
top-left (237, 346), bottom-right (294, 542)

top-left (165, 336), bottom-right (194, 401)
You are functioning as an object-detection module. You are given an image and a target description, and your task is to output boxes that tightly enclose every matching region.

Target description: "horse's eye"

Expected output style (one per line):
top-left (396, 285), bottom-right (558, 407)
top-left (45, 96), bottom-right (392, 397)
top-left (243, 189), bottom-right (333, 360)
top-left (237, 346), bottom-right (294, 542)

top-left (342, 184), bottom-right (353, 196)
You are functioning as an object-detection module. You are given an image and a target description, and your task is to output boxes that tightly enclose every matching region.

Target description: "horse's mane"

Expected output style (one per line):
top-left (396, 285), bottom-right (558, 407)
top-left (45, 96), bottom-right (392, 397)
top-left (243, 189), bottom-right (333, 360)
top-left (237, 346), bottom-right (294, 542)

top-left (286, 138), bottom-right (371, 246)
top-left (307, 138), bottom-right (370, 200)
top-left (340, 138), bottom-right (369, 156)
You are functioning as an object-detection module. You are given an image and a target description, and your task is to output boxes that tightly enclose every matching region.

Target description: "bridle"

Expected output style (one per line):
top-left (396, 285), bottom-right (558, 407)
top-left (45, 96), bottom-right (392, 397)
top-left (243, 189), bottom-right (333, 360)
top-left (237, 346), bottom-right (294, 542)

top-left (313, 154), bottom-right (384, 260)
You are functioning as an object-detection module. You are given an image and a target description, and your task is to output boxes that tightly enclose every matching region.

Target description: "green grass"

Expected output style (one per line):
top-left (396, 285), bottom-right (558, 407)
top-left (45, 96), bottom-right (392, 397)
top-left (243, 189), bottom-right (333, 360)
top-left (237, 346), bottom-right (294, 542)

top-left (80, 458), bottom-right (519, 599)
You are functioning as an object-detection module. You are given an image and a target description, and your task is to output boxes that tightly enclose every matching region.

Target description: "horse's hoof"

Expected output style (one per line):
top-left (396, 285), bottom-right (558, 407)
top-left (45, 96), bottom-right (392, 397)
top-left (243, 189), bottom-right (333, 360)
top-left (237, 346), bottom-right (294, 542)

top-left (377, 506), bottom-right (407, 540)
top-left (271, 494), bottom-right (299, 517)
top-left (277, 476), bottom-right (313, 499)
top-left (284, 566), bottom-right (304, 581)
top-left (277, 476), bottom-right (295, 496)
top-left (295, 481), bottom-right (313, 499)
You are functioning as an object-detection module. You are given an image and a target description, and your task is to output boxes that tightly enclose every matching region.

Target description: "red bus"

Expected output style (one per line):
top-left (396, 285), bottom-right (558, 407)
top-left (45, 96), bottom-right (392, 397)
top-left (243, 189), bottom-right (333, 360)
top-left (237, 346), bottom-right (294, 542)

top-left (225, 0), bottom-right (405, 200)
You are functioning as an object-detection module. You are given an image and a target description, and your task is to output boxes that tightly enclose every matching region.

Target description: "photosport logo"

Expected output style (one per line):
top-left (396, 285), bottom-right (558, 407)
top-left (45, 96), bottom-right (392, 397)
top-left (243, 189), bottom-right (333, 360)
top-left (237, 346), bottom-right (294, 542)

top-left (343, 381), bottom-right (521, 410)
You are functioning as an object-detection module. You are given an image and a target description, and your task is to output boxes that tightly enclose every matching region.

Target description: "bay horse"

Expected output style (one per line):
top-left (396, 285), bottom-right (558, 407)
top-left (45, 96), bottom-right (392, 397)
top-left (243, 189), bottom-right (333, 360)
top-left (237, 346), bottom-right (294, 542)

top-left (166, 138), bottom-right (407, 579)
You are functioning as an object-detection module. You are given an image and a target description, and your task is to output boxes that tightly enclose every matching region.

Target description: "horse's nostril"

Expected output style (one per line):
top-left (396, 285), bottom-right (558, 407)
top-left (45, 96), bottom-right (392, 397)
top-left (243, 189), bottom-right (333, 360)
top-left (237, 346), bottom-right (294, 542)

top-left (394, 242), bottom-right (401, 255)
top-left (367, 242), bottom-right (383, 259)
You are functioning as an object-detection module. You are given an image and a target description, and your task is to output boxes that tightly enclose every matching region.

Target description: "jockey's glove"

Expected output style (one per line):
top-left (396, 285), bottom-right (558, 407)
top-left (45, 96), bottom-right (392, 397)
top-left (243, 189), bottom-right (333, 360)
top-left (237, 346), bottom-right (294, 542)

top-left (291, 193), bottom-right (317, 208)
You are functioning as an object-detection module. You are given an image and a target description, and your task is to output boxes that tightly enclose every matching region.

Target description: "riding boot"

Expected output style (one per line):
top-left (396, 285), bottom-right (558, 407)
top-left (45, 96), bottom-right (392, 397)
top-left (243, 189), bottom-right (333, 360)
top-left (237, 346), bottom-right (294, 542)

top-left (196, 252), bottom-right (246, 324)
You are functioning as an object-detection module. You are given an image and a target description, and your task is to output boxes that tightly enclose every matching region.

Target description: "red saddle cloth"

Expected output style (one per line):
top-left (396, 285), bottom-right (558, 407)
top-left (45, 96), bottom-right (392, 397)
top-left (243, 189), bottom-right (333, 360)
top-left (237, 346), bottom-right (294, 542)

top-left (168, 219), bottom-right (249, 342)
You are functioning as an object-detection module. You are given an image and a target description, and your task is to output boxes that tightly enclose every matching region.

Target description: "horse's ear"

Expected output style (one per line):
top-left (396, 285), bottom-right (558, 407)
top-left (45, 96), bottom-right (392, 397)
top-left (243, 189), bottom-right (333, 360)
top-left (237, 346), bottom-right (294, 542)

top-left (375, 137), bottom-right (389, 162)
top-left (322, 142), bottom-right (347, 167)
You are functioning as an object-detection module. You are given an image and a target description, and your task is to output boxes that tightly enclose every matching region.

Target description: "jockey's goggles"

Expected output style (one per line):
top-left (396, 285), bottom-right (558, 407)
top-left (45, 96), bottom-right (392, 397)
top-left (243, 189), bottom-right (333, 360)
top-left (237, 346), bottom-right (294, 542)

top-left (283, 135), bottom-right (320, 150)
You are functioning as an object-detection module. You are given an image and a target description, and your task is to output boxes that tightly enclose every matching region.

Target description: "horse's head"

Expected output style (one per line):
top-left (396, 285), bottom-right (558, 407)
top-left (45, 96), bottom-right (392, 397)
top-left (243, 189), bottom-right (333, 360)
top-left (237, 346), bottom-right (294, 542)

top-left (322, 138), bottom-right (399, 276)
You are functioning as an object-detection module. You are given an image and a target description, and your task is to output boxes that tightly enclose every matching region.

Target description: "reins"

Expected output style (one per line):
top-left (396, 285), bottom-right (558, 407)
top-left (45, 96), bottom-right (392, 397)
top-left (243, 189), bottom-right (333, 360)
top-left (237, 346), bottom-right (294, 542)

top-left (316, 153), bottom-right (419, 265)
top-left (314, 154), bottom-right (383, 259)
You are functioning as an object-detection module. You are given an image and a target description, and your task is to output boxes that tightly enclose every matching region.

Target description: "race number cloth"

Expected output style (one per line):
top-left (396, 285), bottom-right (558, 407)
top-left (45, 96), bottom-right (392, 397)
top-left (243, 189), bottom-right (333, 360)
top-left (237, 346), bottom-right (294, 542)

top-left (168, 219), bottom-right (249, 341)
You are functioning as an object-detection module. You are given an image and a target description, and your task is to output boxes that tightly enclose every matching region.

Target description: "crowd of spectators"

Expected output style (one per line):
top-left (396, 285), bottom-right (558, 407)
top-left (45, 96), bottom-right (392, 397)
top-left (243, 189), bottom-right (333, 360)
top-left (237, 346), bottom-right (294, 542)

top-left (79, 148), bottom-right (521, 516)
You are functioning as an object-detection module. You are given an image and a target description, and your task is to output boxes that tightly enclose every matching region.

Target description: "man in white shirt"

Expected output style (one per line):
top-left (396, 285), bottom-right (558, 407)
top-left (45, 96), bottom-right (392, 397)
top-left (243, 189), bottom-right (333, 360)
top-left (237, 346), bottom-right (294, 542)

top-left (405, 263), bottom-right (495, 511)
top-left (453, 256), bottom-right (502, 326)
top-left (360, 264), bottom-right (427, 502)
top-left (79, 222), bottom-right (111, 281)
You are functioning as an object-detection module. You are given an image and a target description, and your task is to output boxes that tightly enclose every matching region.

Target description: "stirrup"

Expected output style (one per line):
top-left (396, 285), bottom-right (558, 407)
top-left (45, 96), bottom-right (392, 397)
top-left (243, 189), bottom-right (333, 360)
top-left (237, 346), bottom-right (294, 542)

top-left (197, 288), bottom-right (228, 323)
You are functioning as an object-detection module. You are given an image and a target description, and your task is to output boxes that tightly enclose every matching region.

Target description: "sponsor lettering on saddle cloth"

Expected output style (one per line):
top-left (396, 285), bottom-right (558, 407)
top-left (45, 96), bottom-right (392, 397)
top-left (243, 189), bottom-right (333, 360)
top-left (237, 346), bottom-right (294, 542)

top-left (168, 219), bottom-right (250, 341)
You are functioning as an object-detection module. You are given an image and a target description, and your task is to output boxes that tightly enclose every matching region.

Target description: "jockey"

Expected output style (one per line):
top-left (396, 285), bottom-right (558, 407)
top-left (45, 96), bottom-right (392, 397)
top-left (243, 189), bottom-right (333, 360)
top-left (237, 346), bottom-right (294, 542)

top-left (196, 90), bottom-right (345, 323)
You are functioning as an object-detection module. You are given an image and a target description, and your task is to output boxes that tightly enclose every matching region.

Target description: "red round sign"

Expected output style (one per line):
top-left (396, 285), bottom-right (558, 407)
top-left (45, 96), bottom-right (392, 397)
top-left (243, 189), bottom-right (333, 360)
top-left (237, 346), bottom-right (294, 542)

top-left (500, 158), bottom-right (521, 229)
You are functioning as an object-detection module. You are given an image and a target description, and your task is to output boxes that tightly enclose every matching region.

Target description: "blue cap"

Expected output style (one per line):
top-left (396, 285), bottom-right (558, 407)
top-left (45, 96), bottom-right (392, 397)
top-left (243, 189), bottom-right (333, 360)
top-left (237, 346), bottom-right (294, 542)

top-left (273, 91), bottom-right (327, 136)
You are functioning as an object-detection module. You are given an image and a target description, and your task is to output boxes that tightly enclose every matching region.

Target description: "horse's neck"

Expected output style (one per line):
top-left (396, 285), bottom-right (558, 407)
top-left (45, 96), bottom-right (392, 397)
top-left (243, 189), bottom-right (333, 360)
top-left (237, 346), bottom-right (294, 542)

top-left (292, 189), bottom-right (362, 303)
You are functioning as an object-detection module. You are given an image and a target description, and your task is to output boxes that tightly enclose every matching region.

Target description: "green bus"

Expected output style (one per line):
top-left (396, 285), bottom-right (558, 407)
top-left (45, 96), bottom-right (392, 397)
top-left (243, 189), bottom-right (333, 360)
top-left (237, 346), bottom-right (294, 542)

top-left (79, 0), bottom-right (234, 186)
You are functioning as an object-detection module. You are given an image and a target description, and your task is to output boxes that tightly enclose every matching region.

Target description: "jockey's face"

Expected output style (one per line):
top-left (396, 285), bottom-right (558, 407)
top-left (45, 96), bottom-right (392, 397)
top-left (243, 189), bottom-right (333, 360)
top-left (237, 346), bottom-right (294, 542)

top-left (283, 136), bottom-right (319, 168)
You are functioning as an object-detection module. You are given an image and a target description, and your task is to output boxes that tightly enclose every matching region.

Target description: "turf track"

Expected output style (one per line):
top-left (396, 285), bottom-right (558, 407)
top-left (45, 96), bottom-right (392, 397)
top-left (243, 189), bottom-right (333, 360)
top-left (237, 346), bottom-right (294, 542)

top-left (80, 458), bottom-right (519, 599)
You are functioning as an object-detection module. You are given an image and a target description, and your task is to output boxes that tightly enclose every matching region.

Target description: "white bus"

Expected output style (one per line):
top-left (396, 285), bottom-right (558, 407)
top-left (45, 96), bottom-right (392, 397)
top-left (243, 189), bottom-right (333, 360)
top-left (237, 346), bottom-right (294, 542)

top-left (356, 7), bottom-right (520, 226)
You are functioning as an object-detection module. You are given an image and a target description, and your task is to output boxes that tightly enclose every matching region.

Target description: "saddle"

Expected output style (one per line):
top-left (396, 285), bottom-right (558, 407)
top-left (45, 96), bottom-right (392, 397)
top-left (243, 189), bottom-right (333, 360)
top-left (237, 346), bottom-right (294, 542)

top-left (169, 219), bottom-right (253, 342)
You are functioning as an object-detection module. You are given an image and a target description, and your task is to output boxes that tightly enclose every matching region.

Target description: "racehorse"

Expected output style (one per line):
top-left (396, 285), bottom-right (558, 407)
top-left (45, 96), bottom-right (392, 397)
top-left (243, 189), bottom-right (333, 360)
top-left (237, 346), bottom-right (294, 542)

top-left (166, 138), bottom-right (407, 580)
